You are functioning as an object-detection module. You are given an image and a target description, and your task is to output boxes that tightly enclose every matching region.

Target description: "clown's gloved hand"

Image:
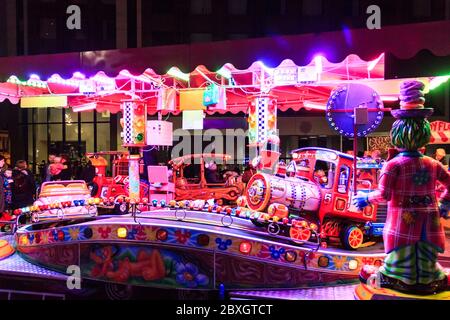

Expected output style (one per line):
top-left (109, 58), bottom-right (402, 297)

top-left (439, 200), bottom-right (450, 219)
top-left (353, 192), bottom-right (370, 210)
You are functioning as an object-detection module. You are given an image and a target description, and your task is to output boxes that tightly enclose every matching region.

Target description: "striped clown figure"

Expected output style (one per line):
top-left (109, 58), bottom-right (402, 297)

top-left (353, 80), bottom-right (450, 295)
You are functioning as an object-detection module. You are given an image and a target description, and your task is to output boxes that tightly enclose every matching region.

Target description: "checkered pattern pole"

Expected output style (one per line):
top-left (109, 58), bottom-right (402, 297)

top-left (248, 94), bottom-right (278, 146)
top-left (122, 101), bottom-right (147, 147)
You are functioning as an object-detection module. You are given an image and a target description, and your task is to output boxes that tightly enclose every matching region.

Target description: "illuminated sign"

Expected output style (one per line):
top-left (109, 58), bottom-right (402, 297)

top-left (273, 66), bottom-right (317, 85)
top-left (273, 66), bottom-right (298, 86)
top-left (297, 66), bottom-right (318, 82)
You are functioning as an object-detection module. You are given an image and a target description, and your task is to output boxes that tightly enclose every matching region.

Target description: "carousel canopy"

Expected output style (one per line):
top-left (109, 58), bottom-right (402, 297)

top-left (0, 53), bottom-right (447, 115)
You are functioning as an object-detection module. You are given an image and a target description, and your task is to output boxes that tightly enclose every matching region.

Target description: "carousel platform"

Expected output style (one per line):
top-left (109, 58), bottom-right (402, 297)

top-left (0, 234), bottom-right (67, 281)
top-left (229, 284), bottom-right (357, 300)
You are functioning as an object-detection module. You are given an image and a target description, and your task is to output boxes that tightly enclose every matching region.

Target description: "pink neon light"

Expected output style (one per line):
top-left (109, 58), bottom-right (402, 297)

top-left (303, 101), bottom-right (326, 110)
top-left (367, 53), bottom-right (385, 72)
top-left (380, 95), bottom-right (399, 102)
top-left (72, 103), bottom-right (97, 112)
top-left (314, 56), bottom-right (323, 74)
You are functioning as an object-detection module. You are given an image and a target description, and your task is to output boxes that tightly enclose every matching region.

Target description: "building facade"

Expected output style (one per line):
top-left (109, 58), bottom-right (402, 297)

top-left (0, 0), bottom-right (448, 171)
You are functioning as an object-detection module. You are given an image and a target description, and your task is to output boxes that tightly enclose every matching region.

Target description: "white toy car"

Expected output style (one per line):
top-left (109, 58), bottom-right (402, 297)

top-left (32, 181), bottom-right (97, 222)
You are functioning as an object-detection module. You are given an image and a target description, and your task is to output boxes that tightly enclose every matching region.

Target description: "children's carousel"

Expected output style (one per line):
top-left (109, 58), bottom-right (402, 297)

top-left (0, 54), bottom-right (448, 299)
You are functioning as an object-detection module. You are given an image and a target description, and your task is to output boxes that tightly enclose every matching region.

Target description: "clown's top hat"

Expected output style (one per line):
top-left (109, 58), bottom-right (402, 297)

top-left (391, 80), bottom-right (433, 119)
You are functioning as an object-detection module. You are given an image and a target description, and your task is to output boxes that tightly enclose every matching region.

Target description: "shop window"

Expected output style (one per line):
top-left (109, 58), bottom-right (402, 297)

top-left (228, 0), bottom-right (247, 15)
top-left (152, 1), bottom-right (173, 14)
top-left (314, 160), bottom-right (335, 189)
top-left (151, 31), bottom-right (175, 46)
top-left (413, 0), bottom-right (431, 17)
top-left (302, 0), bottom-right (322, 16)
top-left (81, 123), bottom-right (94, 153)
top-left (228, 33), bottom-right (248, 40)
top-left (40, 18), bottom-right (57, 39)
top-left (190, 33), bottom-right (212, 43)
top-left (190, 0), bottom-right (212, 15)
top-left (97, 123), bottom-right (111, 152)
top-left (49, 108), bottom-right (63, 123)
top-left (48, 124), bottom-right (62, 142)
top-left (317, 136), bottom-right (327, 148)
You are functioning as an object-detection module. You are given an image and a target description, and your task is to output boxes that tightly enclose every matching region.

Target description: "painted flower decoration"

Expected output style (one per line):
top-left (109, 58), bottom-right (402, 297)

top-left (98, 227), bottom-right (111, 239)
top-left (68, 227), bottom-right (80, 240)
top-left (269, 246), bottom-right (286, 260)
top-left (332, 256), bottom-right (347, 270)
top-left (361, 257), bottom-right (375, 265)
top-left (51, 230), bottom-right (59, 242)
top-left (215, 238), bottom-right (232, 251)
top-left (175, 262), bottom-right (209, 288)
top-left (127, 227), bottom-right (138, 240)
top-left (412, 169), bottom-right (430, 186)
top-left (135, 225), bottom-right (147, 240)
top-left (175, 230), bottom-right (191, 244)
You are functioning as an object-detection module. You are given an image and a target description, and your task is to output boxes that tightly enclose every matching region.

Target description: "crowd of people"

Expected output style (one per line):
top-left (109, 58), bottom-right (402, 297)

top-left (0, 156), bottom-right (35, 216)
top-left (0, 153), bottom-right (98, 221)
top-left (38, 153), bottom-right (96, 184)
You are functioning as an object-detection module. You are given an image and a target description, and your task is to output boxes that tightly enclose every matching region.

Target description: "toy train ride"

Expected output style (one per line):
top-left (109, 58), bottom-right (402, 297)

top-left (238, 147), bottom-right (385, 250)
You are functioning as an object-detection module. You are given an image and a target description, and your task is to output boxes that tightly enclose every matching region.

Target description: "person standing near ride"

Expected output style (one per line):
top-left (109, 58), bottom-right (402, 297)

top-left (11, 160), bottom-right (36, 210)
top-left (42, 153), bottom-right (56, 182)
top-left (354, 80), bottom-right (450, 294)
top-left (0, 156), bottom-right (7, 213)
top-left (51, 155), bottom-right (72, 181)
top-left (434, 148), bottom-right (448, 169)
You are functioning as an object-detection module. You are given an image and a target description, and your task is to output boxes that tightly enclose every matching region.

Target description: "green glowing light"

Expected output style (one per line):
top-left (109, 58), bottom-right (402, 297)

top-left (429, 75), bottom-right (450, 91)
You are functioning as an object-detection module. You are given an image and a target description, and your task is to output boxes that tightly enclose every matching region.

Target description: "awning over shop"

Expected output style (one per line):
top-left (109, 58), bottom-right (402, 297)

top-left (0, 54), bottom-right (387, 114)
top-left (430, 121), bottom-right (450, 144)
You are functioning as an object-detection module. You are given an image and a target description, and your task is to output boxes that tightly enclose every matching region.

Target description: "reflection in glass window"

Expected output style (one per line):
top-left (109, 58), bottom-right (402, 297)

top-left (49, 108), bottom-right (63, 123)
top-left (97, 123), bottom-right (111, 153)
top-left (81, 123), bottom-right (94, 153)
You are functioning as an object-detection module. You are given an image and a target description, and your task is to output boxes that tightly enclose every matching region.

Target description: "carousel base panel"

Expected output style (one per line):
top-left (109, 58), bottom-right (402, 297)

top-left (0, 235), bottom-right (66, 281)
top-left (229, 284), bottom-right (357, 300)
top-left (354, 283), bottom-right (450, 300)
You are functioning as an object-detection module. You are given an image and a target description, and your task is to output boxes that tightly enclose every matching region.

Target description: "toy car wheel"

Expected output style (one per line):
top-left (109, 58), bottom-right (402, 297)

top-left (341, 225), bottom-right (364, 250)
top-left (31, 212), bottom-right (39, 223)
top-left (289, 224), bottom-right (311, 243)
